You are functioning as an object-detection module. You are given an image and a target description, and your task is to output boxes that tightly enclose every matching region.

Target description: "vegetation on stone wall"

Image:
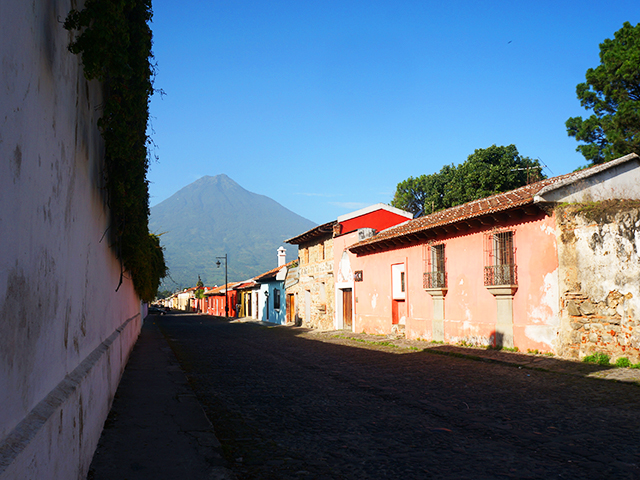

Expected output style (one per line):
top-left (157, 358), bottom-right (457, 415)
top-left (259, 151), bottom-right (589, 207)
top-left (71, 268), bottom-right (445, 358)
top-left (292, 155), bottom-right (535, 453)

top-left (64, 0), bottom-right (166, 302)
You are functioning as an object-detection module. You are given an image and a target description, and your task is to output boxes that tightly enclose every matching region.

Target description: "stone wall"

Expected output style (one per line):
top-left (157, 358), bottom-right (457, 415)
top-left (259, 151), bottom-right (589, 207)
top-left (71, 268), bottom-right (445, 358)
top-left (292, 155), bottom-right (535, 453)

top-left (295, 237), bottom-right (335, 330)
top-left (557, 202), bottom-right (640, 362)
top-left (0, 1), bottom-right (143, 478)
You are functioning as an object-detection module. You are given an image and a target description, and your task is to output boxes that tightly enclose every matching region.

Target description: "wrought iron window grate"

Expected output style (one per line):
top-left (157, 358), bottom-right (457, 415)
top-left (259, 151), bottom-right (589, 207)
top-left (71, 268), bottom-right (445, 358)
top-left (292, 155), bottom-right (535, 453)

top-left (423, 243), bottom-right (447, 289)
top-left (484, 231), bottom-right (517, 286)
top-left (424, 271), bottom-right (447, 288)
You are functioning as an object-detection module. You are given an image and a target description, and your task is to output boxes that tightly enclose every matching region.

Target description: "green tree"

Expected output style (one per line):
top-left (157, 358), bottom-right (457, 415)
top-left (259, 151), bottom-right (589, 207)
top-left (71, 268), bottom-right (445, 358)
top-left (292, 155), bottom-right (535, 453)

top-left (446, 145), bottom-right (543, 206)
top-left (391, 165), bottom-right (455, 216)
top-left (391, 145), bottom-right (544, 217)
top-left (566, 22), bottom-right (640, 165)
top-left (195, 275), bottom-right (205, 300)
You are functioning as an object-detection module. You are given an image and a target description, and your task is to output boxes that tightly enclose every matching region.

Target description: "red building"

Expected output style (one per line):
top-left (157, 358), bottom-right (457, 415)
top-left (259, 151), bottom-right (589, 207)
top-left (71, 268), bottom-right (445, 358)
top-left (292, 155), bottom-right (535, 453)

top-left (204, 284), bottom-right (238, 317)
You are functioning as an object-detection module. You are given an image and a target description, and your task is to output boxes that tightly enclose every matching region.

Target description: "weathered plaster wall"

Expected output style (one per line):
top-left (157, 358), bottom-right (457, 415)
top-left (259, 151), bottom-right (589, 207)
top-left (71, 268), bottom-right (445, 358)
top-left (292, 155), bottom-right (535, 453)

top-left (296, 237), bottom-right (335, 330)
top-left (351, 212), bottom-right (560, 352)
top-left (0, 1), bottom-right (143, 478)
top-left (351, 246), bottom-right (427, 336)
top-left (511, 214), bottom-right (560, 351)
top-left (556, 202), bottom-right (640, 361)
top-left (333, 232), bottom-right (358, 331)
top-left (429, 230), bottom-right (497, 345)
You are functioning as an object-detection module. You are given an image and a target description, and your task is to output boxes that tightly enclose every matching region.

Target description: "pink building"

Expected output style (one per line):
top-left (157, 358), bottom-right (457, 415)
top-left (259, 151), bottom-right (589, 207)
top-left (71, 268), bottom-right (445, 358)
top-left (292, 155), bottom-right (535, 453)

top-left (346, 154), bottom-right (640, 357)
top-left (287, 204), bottom-right (413, 330)
top-left (332, 204), bottom-right (414, 330)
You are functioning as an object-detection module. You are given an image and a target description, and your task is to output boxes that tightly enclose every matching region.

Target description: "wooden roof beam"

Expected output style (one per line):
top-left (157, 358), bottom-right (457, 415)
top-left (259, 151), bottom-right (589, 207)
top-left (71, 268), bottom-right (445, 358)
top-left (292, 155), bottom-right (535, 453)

top-left (462, 219), bottom-right (482, 229)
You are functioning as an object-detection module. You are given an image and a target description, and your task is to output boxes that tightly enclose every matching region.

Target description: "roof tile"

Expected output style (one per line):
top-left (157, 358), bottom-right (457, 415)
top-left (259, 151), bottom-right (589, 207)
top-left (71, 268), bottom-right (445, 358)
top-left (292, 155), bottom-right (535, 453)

top-left (349, 154), bottom-right (639, 252)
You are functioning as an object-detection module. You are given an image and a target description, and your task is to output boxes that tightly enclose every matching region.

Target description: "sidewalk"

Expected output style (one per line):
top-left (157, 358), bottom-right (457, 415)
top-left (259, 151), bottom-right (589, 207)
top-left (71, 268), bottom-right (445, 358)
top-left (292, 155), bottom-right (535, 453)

top-left (235, 318), bottom-right (640, 384)
top-left (307, 329), bottom-right (640, 384)
top-left (87, 317), bottom-right (235, 480)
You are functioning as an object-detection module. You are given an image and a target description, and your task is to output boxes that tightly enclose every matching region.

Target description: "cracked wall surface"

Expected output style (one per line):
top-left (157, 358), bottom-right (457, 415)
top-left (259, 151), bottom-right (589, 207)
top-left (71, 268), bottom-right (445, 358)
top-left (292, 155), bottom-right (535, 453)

top-left (556, 202), bottom-right (640, 361)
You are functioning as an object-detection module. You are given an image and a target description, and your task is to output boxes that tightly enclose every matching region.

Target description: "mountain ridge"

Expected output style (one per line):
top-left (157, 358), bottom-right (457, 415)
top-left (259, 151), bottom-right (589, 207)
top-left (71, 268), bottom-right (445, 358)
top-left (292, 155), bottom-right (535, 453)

top-left (150, 175), bottom-right (316, 290)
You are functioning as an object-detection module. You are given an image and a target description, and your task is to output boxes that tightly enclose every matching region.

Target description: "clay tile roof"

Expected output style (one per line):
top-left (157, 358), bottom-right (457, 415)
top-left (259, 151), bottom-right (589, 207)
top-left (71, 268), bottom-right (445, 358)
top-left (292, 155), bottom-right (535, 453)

top-left (286, 220), bottom-right (337, 245)
top-left (349, 153), bottom-right (639, 254)
top-left (253, 260), bottom-right (297, 282)
top-left (204, 282), bottom-right (241, 295)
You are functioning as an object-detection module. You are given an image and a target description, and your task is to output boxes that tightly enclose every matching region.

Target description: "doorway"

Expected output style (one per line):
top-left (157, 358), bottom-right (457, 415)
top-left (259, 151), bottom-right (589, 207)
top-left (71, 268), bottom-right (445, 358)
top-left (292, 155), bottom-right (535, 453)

top-left (342, 288), bottom-right (352, 330)
top-left (392, 300), bottom-right (406, 325)
top-left (287, 294), bottom-right (295, 324)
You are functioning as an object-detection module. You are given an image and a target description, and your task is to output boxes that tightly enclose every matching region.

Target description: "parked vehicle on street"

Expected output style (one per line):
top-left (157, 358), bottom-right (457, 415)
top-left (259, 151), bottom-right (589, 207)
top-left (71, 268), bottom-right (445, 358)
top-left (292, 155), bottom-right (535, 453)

top-left (147, 305), bottom-right (166, 316)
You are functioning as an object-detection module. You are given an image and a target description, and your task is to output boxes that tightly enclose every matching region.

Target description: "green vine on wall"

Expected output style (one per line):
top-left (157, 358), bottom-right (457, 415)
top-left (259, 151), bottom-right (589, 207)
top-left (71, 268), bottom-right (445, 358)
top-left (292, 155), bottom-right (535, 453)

top-left (64, 0), bottom-right (167, 302)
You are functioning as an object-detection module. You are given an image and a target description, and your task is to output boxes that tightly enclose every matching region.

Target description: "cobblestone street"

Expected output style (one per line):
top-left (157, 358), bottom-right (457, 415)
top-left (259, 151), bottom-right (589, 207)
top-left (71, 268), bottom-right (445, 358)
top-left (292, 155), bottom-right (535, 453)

top-left (156, 314), bottom-right (640, 480)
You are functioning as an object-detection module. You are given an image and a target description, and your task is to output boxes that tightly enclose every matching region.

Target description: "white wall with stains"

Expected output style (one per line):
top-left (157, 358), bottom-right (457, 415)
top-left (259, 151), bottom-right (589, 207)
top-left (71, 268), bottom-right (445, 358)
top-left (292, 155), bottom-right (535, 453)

top-left (557, 203), bottom-right (640, 361)
top-left (0, 0), bottom-right (143, 477)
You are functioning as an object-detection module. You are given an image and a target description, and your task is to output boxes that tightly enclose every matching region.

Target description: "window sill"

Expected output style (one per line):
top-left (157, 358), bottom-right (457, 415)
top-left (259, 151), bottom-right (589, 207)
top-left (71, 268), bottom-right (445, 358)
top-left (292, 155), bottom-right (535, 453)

top-left (486, 285), bottom-right (518, 297)
top-left (424, 287), bottom-right (448, 297)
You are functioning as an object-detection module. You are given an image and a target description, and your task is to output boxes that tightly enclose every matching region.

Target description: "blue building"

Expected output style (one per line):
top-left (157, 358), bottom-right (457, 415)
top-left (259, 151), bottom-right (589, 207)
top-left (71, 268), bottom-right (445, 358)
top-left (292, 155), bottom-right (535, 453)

top-left (254, 247), bottom-right (294, 324)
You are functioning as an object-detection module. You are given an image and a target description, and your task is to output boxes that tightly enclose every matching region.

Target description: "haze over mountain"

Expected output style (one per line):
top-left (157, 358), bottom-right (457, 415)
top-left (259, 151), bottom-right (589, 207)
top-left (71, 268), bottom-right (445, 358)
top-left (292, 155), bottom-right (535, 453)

top-left (149, 174), bottom-right (316, 291)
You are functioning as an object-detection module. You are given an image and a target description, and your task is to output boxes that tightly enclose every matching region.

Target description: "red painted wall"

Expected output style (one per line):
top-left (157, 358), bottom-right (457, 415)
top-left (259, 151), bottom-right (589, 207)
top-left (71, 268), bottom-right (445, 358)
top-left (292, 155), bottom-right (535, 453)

top-left (339, 209), bottom-right (410, 235)
top-left (205, 291), bottom-right (238, 317)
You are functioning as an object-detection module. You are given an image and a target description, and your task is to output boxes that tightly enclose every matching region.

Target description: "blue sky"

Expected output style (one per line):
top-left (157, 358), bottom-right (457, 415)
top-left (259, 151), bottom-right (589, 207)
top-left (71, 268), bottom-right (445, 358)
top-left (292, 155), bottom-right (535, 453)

top-left (147, 1), bottom-right (639, 225)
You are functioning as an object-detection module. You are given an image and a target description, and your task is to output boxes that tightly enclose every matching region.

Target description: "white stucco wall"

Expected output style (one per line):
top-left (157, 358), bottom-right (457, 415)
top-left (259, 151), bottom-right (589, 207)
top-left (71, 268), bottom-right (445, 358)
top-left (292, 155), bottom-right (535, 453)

top-left (0, 1), bottom-right (143, 478)
top-left (257, 284), bottom-right (269, 322)
top-left (535, 154), bottom-right (640, 204)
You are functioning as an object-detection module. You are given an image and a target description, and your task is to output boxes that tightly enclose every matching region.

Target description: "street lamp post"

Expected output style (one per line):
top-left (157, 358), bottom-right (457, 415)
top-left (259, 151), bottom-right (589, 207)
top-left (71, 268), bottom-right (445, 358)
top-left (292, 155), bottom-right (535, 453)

top-left (216, 254), bottom-right (228, 317)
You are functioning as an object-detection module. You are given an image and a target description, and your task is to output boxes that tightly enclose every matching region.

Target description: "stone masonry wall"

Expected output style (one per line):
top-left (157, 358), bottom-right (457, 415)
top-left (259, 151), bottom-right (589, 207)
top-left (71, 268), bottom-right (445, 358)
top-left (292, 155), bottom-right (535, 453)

top-left (296, 237), bottom-right (335, 330)
top-left (556, 202), bottom-right (640, 362)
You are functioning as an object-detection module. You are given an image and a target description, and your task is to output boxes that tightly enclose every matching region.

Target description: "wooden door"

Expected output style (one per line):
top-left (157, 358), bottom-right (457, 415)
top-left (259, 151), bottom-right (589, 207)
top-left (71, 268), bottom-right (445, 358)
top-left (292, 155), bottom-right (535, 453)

top-left (392, 300), bottom-right (406, 325)
top-left (287, 294), bottom-right (295, 323)
top-left (392, 300), bottom-right (399, 325)
top-left (342, 289), bottom-right (352, 330)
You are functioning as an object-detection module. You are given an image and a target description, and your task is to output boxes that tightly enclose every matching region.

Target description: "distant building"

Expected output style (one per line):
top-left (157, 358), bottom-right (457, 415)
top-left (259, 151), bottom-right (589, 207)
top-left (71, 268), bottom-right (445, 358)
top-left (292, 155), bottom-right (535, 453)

top-left (253, 247), bottom-right (295, 324)
top-left (286, 204), bottom-right (413, 330)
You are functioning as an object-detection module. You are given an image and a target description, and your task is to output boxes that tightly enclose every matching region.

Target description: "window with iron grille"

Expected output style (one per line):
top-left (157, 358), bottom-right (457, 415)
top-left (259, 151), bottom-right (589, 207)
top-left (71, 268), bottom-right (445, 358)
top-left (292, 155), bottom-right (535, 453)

top-left (484, 231), bottom-right (517, 285)
top-left (423, 243), bottom-right (447, 289)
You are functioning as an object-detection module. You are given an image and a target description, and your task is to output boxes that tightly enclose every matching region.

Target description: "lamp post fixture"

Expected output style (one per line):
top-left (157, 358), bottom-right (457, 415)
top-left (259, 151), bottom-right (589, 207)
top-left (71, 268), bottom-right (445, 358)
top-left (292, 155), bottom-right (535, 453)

top-left (216, 254), bottom-right (228, 317)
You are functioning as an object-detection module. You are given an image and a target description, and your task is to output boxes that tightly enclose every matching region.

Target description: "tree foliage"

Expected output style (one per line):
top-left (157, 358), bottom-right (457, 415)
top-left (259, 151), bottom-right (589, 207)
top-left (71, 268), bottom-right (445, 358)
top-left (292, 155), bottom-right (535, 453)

top-left (566, 22), bottom-right (640, 165)
top-left (195, 276), bottom-right (205, 300)
top-left (391, 145), bottom-right (544, 217)
top-left (64, 0), bottom-right (167, 302)
top-left (156, 289), bottom-right (173, 299)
